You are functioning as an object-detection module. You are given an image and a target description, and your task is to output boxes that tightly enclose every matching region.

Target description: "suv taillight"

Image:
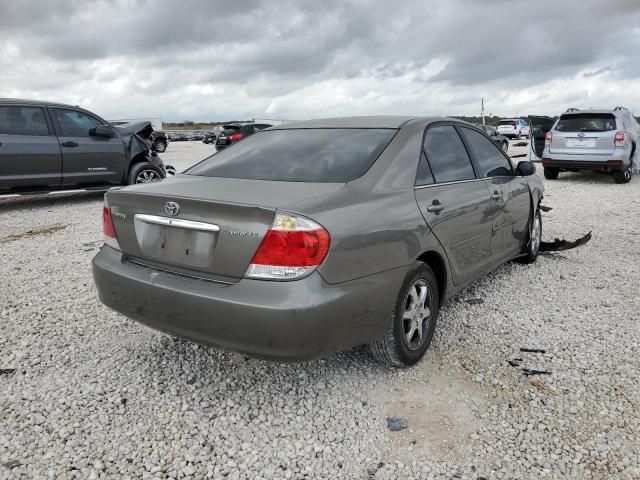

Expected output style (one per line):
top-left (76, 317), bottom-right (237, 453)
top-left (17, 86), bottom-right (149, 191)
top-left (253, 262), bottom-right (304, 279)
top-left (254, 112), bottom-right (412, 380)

top-left (614, 131), bottom-right (627, 147)
top-left (245, 212), bottom-right (330, 280)
top-left (102, 200), bottom-right (120, 250)
top-left (229, 133), bottom-right (243, 141)
top-left (545, 131), bottom-right (552, 145)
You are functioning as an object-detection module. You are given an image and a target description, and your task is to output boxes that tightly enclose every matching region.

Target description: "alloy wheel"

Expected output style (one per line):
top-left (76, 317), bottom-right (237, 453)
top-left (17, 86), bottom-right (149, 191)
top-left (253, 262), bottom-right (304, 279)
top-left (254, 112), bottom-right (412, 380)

top-left (402, 280), bottom-right (432, 350)
top-left (135, 169), bottom-right (161, 184)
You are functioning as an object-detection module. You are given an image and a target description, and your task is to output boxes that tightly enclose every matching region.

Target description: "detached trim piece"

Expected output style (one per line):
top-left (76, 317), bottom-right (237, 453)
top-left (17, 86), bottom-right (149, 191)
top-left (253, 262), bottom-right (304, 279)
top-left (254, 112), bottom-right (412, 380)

top-left (134, 214), bottom-right (220, 233)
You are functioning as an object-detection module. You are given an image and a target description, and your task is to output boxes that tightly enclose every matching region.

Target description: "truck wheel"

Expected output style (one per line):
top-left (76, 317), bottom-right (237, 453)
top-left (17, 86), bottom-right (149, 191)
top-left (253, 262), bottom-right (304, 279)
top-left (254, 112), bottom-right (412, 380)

top-left (517, 207), bottom-right (542, 264)
top-left (154, 139), bottom-right (167, 153)
top-left (128, 162), bottom-right (163, 185)
top-left (368, 262), bottom-right (439, 367)
top-left (613, 166), bottom-right (632, 184)
top-left (544, 167), bottom-right (560, 180)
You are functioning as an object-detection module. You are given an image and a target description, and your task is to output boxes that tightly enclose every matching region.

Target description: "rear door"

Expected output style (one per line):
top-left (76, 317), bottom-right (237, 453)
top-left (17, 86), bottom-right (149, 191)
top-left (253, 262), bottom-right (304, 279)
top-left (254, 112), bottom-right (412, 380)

top-left (529, 116), bottom-right (555, 161)
top-left (549, 113), bottom-right (617, 156)
top-left (0, 105), bottom-right (62, 191)
top-left (414, 124), bottom-right (493, 285)
top-left (50, 107), bottom-right (126, 186)
top-left (459, 126), bottom-right (530, 265)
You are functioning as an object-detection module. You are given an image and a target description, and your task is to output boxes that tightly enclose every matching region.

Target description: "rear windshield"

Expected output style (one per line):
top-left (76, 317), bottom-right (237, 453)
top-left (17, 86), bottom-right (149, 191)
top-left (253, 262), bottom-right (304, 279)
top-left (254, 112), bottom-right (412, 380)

top-left (499, 120), bottom-right (516, 126)
top-left (186, 128), bottom-right (396, 182)
top-left (555, 113), bottom-right (616, 132)
top-left (222, 125), bottom-right (241, 133)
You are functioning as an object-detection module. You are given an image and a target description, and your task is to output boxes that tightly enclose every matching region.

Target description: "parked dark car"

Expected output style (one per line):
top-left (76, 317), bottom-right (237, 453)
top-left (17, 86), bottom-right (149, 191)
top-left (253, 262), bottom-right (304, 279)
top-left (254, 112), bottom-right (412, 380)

top-left (168, 133), bottom-right (189, 141)
top-left (0, 99), bottom-right (169, 195)
top-left (190, 132), bottom-right (204, 141)
top-left (93, 116), bottom-right (543, 366)
top-left (473, 124), bottom-right (509, 152)
top-left (215, 123), bottom-right (273, 150)
top-left (202, 132), bottom-right (217, 144)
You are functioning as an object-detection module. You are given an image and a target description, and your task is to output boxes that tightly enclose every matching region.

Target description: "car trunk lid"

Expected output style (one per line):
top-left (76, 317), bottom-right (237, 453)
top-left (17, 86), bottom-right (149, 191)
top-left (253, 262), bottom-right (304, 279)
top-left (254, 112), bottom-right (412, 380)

top-left (106, 175), bottom-right (344, 283)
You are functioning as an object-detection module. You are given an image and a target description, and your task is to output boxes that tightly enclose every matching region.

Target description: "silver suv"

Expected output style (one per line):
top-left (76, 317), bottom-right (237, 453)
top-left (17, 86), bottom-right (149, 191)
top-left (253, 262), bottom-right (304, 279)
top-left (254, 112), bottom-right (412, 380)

top-left (540, 107), bottom-right (638, 184)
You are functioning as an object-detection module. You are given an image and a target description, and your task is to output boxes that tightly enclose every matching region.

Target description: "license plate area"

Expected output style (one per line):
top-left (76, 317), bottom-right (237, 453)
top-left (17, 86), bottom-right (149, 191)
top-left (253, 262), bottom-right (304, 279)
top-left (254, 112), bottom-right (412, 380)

top-left (567, 138), bottom-right (596, 148)
top-left (133, 214), bottom-right (219, 269)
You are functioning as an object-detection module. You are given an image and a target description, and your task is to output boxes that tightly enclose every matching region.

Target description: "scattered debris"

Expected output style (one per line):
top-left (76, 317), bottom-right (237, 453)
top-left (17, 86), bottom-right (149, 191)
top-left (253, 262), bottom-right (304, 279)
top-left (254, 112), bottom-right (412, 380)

top-left (531, 379), bottom-right (558, 396)
top-left (367, 462), bottom-right (385, 476)
top-left (522, 368), bottom-right (552, 376)
top-left (507, 358), bottom-right (523, 368)
top-left (0, 224), bottom-right (67, 244)
top-left (0, 368), bottom-right (16, 375)
top-left (186, 376), bottom-right (197, 385)
top-left (465, 298), bottom-right (484, 305)
top-left (510, 153), bottom-right (527, 159)
top-left (513, 141), bottom-right (529, 147)
top-left (2, 460), bottom-right (21, 469)
top-left (387, 417), bottom-right (408, 431)
top-left (520, 348), bottom-right (546, 354)
top-left (540, 231), bottom-right (592, 252)
top-left (539, 205), bottom-right (553, 212)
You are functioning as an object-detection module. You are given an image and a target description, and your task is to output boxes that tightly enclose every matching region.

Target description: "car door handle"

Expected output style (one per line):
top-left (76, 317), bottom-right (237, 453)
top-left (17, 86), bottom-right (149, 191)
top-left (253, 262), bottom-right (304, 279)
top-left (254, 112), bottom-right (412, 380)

top-left (426, 201), bottom-right (445, 213)
top-left (61, 141), bottom-right (79, 148)
top-left (490, 191), bottom-right (502, 200)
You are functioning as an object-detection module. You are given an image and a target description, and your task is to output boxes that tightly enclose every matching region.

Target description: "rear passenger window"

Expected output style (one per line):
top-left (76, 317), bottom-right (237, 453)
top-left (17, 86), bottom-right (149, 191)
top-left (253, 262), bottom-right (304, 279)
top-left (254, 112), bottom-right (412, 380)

top-left (423, 125), bottom-right (475, 183)
top-left (460, 128), bottom-right (513, 177)
top-left (0, 106), bottom-right (50, 136)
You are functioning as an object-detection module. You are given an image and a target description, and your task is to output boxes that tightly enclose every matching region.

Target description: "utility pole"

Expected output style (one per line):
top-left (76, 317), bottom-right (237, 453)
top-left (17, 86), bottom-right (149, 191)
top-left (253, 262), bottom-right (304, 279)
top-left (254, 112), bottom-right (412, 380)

top-left (481, 98), bottom-right (485, 125)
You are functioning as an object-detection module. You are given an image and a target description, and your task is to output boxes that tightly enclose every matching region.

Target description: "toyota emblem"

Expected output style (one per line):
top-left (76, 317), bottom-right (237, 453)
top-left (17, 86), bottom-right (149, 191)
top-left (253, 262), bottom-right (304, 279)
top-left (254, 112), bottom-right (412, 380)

top-left (165, 201), bottom-right (180, 216)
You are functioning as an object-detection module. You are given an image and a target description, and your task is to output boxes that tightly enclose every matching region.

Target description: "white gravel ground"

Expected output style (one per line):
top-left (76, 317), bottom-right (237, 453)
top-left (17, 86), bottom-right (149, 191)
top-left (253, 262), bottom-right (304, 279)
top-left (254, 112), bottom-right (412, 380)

top-left (1, 140), bottom-right (639, 479)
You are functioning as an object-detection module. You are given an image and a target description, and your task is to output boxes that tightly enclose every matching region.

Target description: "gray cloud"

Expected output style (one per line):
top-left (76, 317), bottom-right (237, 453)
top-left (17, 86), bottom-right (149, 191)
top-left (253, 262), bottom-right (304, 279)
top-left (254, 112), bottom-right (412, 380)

top-left (1, 0), bottom-right (640, 121)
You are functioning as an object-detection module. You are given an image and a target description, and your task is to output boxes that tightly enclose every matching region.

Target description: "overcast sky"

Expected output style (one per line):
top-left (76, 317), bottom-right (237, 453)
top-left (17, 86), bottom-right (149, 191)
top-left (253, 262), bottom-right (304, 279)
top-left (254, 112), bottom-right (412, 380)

top-left (2, 0), bottom-right (640, 122)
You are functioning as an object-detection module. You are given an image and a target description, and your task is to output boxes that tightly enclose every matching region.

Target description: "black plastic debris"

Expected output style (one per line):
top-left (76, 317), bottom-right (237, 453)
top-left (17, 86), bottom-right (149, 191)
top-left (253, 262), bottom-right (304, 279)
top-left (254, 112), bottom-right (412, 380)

top-left (387, 417), bottom-right (408, 431)
top-left (3, 460), bottom-right (21, 469)
top-left (0, 368), bottom-right (16, 375)
top-left (539, 205), bottom-right (553, 212)
top-left (465, 298), bottom-right (484, 305)
top-left (520, 348), bottom-right (546, 354)
top-left (540, 232), bottom-right (592, 252)
top-left (513, 141), bottom-right (529, 147)
top-left (522, 368), bottom-right (552, 376)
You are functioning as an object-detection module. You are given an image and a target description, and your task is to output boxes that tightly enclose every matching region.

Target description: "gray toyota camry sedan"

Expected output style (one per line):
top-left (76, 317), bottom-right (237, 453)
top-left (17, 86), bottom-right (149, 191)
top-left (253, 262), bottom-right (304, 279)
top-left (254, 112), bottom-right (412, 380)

top-left (93, 116), bottom-right (543, 366)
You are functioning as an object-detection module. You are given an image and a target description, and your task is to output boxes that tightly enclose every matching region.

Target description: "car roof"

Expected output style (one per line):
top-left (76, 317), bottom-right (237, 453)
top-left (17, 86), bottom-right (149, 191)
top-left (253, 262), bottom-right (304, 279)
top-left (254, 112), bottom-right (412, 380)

top-left (0, 98), bottom-right (78, 109)
top-left (272, 116), bottom-right (418, 130)
top-left (560, 110), bottom-right (620, 115)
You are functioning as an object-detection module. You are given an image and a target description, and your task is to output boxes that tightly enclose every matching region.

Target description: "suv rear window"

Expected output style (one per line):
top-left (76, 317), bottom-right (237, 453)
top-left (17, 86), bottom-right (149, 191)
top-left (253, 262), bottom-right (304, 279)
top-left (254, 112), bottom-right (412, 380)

top-left (499, 120), bottom-right (517, 126)
top-left (555, 113), bottom-right (616, 132)
top-left (187, 128), bottom-right (395, 183)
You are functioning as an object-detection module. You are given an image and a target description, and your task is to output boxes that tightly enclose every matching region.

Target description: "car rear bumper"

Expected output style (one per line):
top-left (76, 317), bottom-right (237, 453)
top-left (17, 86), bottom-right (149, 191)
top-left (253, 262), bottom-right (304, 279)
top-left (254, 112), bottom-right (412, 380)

top-left (92, 246), bottom-right (406, 361)
top-left (542, 151), bottom-right (630, 170)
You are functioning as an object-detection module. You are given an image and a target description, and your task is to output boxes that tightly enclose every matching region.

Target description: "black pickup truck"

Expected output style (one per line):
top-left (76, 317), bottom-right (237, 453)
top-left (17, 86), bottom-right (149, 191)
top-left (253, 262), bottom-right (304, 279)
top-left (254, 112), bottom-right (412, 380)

top-left (0, 98), bottom-right (170, 196)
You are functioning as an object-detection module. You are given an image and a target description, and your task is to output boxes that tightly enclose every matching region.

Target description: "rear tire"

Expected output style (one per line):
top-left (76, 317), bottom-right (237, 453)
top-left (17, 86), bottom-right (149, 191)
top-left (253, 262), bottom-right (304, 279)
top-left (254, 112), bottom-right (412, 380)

top-left (613, 166), bottom-right (632, 184)
top-left (544, 167), bottom-right (560, 180)
top-left (128, 162), bottom-right (163, 185)
top-left (368, 262), bottom-right (439, 367)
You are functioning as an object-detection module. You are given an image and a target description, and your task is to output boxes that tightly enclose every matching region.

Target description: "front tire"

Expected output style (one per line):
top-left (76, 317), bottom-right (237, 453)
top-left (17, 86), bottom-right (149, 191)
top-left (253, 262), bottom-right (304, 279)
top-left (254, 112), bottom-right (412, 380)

top-left (544, 167), bottom-right (560, 180)
top-left (128, 162), bottom-right (164, 185)
top-left (517, 207), bottom-right (542, 264)
top-left (368, 263), bottom-right (439, 367)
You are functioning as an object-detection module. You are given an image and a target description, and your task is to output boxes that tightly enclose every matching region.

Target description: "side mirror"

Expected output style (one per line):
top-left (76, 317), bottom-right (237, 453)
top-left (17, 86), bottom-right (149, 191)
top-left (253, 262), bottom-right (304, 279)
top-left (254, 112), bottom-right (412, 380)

top-left (516, 161), bottom-right (536, 176)
top-left (90, 125), bottom-right (115, 138)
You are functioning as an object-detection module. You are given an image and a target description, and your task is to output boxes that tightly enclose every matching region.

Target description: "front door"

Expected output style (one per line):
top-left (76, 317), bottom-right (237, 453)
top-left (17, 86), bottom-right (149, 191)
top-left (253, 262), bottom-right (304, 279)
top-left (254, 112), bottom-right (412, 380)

top-left (529, 116), bottom-right (556, 161)
top-left (459, 126), bottom-right (531, 265)
top-left (413, 124), bottom-right (493, 285)
top-left (0, 105), bottom-right (62, 191)
top-left (50, 107), bottom-right (126, 186)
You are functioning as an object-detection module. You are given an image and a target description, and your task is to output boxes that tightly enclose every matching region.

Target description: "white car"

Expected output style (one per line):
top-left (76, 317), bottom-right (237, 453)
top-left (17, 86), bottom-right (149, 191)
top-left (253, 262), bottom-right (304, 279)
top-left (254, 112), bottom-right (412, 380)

top-left (497, 118), bottom-right (530, 139)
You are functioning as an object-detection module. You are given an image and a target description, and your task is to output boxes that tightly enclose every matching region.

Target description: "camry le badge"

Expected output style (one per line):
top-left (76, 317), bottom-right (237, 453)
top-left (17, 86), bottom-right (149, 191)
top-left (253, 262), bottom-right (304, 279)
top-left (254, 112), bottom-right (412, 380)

top-left (165, 201), bottom-right (180, 216)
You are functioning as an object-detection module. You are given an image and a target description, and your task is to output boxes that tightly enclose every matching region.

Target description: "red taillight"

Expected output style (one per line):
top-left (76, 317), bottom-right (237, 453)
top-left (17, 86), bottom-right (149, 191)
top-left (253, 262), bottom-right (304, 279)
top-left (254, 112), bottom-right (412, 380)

top-left (102, 202), bottom-right (120, 249)
top-left (614, 131), bottom-right (626, 147)
top-left (229, 133), bottom-right (243, 141)
top-left (245, 213), bottom-right (330, 280)
top-left (545, 131), bottom-right (552, 145)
